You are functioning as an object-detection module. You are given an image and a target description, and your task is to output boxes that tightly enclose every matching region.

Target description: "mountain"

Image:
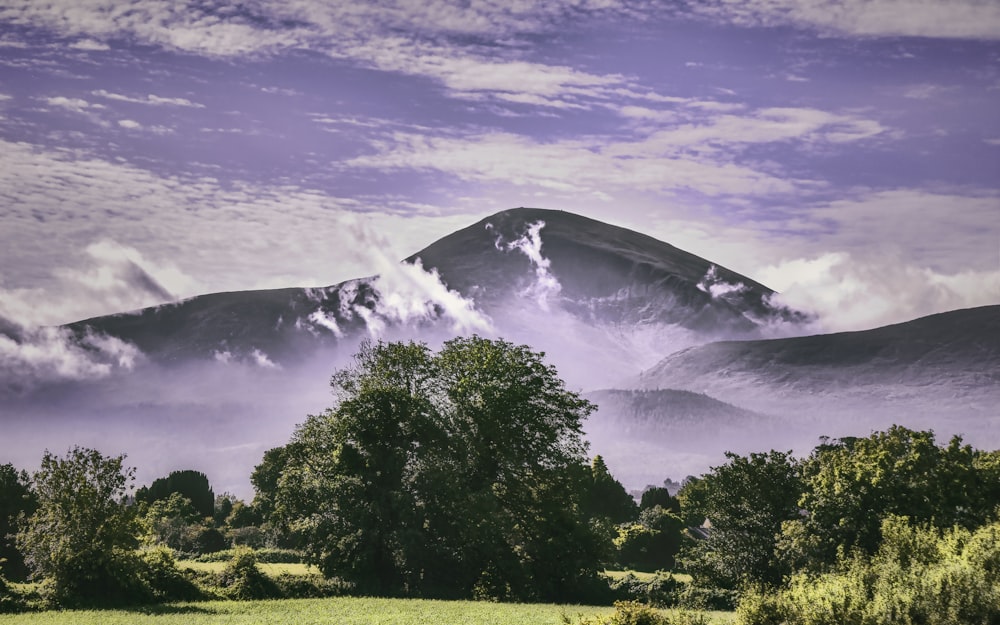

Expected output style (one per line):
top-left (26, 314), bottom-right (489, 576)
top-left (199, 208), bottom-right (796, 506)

top-left (582, 388), bottom-right (786, 488)
top-left (64, 207), bottom-right (804, 370)
top-left (408, 208), bottom-right (803, 331)
top-left (634, 305), bottom-right (1000, 435)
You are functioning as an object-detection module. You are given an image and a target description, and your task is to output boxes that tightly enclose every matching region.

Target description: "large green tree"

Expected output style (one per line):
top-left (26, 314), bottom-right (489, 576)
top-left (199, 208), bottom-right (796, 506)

top-left (787, 426), bottom-right (990, 568)
top-left (266, 337), bottom-right (603, 601)
top-left (680, 450), bottom-right (802, 589)
top-left (136, 470), bottom-right (214, 519)
top-left (16, 447), bottom-right (140, 606)
top-left (0, 463), bottom-right (34, 582)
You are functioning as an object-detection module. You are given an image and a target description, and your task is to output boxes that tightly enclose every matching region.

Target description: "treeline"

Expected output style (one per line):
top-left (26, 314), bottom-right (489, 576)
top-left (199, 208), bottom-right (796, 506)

top-left (2, 337), bottom-right (999, 622)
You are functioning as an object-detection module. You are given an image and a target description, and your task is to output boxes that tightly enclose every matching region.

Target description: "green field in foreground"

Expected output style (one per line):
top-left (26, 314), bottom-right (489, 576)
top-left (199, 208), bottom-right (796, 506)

top-left (0, 596), bottom-right (735, 625)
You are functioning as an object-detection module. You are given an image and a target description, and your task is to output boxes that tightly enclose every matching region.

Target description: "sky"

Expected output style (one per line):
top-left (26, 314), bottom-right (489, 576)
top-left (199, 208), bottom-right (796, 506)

top-left (1, 0), bottom-right (999, 334)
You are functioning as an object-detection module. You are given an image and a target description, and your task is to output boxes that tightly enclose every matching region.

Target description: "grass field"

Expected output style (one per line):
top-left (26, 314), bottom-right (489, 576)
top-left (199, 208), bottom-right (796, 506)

top-left (0, 595), bottom-right (735, 625)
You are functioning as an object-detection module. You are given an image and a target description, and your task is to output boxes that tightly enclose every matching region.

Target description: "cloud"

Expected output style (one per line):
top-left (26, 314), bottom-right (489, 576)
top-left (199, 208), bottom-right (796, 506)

top-left (92, 89), bottom-right (205, 108)
top-left (688, 0), bottom-right (1000, 40)
top-left (0, 319), bottom-right (142, 394)
top-left (117, 119), bottom-right (141, 129)
top-left (488, 220), bottom-right (562, 310)
top-left (68, 38), bottom-right (109, 51)
top-left (343, 106), bottom-right (885, 198)
top-left (0, 240), bottom-right (196, 328)
top-left (759, 251), bottom-right (1000, 332)
top-left (45, 96), bottom-right (102, 114)
top-left (697, 265), bottom-right (748, 300)
top-left (345, 224), bottom-right (494, 336)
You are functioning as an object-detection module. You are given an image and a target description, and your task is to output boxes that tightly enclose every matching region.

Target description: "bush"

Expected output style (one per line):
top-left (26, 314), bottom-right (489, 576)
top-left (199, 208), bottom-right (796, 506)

top-left (0, 573), bottom-right (24, 614)
top-left (609, 573), bottom-right (681, 607)
top-left (736, 518), bottom-right (1000, 625)
top-left (272, 573), bottom-right (353, 598)
top-left (216, 547), bottom-right (279, 600)
top-left (136, 547), bottom-right (203, 602)
top-left (571, 601), bottom-right (709, 625)
top-left (194, 547), bottom-right (303, 563)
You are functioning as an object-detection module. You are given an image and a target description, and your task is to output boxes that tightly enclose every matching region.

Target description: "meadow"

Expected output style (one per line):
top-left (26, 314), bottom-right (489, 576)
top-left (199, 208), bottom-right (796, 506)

top-left (0, 596), bottom-right (735, 625)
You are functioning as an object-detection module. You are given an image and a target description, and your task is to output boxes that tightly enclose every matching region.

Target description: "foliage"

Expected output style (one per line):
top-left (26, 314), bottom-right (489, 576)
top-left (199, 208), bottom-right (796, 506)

top-left (571, 600), bottom-right (710, 625)
top-left (216, 547), bottom-right (280, 600)
top-left (615, 507), bottom-right (685, 572)
top-left (675, 477), bottom-right (710, 528)
top-left (736, 517), bottom-right (1000, 625)
top-left (608, 572), bottom-right (681, 607)
top-left (792, 426), bottom-right (991, 569)
top-left (268, 337), bottom-right (604, 602)
top-left (141, 493), bottom-right (201, 550)
top-left (135, 547), bottom-right (203, 602)
top-left (0, 463), bottom-right (34, 582)
top-left (584, 456), bottom-right (639, 524)
top-left (678, 451), bottom-right (802, 589)
top-left (192, 547), bottom-right (304, 563)
top-left (639, 487), bottom-right (680, 514)
top-left (15, 447), bottom-right (142, 607)
top-left (136, 470), bottom-right (215, 519)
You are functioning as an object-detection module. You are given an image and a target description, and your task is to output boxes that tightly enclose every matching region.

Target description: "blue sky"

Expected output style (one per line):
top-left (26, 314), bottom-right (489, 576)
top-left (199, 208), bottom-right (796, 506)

top-left (1, 0), bottom-right (998, 333)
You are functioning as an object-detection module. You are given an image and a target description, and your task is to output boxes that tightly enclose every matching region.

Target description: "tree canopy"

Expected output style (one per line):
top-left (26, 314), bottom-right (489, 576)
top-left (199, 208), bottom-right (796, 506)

top-left (16, 447), bottom-right (140, 606)
top-left (263, 337), bottom-right (603, 601)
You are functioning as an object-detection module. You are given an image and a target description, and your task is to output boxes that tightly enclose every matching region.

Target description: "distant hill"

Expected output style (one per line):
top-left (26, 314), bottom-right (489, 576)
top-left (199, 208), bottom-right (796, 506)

top-left (633, 305), bottom-right (1000, 433)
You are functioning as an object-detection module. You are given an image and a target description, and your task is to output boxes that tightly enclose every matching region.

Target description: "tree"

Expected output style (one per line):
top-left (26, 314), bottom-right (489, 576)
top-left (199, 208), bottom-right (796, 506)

top-left (0, 463), bottom-right (34, 582)
top-left (137, 470), bottom-right (214, 519)
top-left (615, 505), bottom-right (685, 571)
top-left (267, 337), bottom-right (603, 601)
top-left (141, 493), bottom-right (201, 551)
top-left (639, 486), bottom-right (680, 514)
top-left (273, 340), bottom-right (439, 594)
top-left (16, 447), bottom-right (141, 606)
top-left (790, 426), bottom-right (988, 568)
top-left (582, 455), bottom-right (638, 524)
top-left (679, 450), bottom-right (802, 589)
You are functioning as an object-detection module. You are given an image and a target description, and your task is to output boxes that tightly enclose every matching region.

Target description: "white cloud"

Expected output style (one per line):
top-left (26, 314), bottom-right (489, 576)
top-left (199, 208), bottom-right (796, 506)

top-left (69, 38), bottom-right (109, 51)
top-left (759, 252), bottom-right (1000, 332)
top-left (45, 96), bottom-right (101, 114)
top-left (691, 0), bottom-right (1000, 40)
top-left (0, 323), bottom-right (142, 393)
top-left (92, 89), bottom-right (205, 108)
top-left (344, 106), bottom-right (885, 198)
top-left (0, 138), bottom-right (480, 322)
top-left (117, 118), bottom-right (141, 129)
top-left (489, 220), bottom-right (562, 310)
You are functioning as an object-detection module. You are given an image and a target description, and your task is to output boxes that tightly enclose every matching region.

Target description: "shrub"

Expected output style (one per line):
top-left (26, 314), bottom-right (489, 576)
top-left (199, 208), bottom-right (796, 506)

top-left (736, 518), bottom-right (1000, 625)
top-left (272, 573), bottom-right (353, 598)
top-left (216, 547), bottom-right (279, 600)
top-left (609, 572), bottom-right (681, 607)
top-left (0, 573), bottom-right (24, 614)
top-left (136, 547), bottom-right (202, 602)
top-left (571, 600), bottom-right (709, 625)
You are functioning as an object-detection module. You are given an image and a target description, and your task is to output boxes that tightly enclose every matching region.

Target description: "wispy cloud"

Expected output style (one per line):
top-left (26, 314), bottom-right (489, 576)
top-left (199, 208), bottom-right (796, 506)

top-left (688, 0), bottom-right (1000, 40)
top-left (345, 105), bottom-right (886, 198)
top-left (91, 89), bottom-right (205, 108)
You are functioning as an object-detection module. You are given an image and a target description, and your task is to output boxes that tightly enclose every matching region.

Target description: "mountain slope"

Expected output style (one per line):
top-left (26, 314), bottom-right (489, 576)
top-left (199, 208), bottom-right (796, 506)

top-left (65, 207), bottom-right (804, 367)
top-left (635, 305), bottom-right (1000, 416)
top-left (409, 207), bottom-right (802, 332)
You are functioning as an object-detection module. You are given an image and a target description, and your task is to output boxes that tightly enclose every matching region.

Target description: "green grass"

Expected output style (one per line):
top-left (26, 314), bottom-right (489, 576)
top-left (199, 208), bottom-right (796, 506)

top-left (0, 596), bottom-right (609, 624)
top-left (177, 561), bottom-right (319, 576)
top-left (0, 596), bottom-right (734, 625)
